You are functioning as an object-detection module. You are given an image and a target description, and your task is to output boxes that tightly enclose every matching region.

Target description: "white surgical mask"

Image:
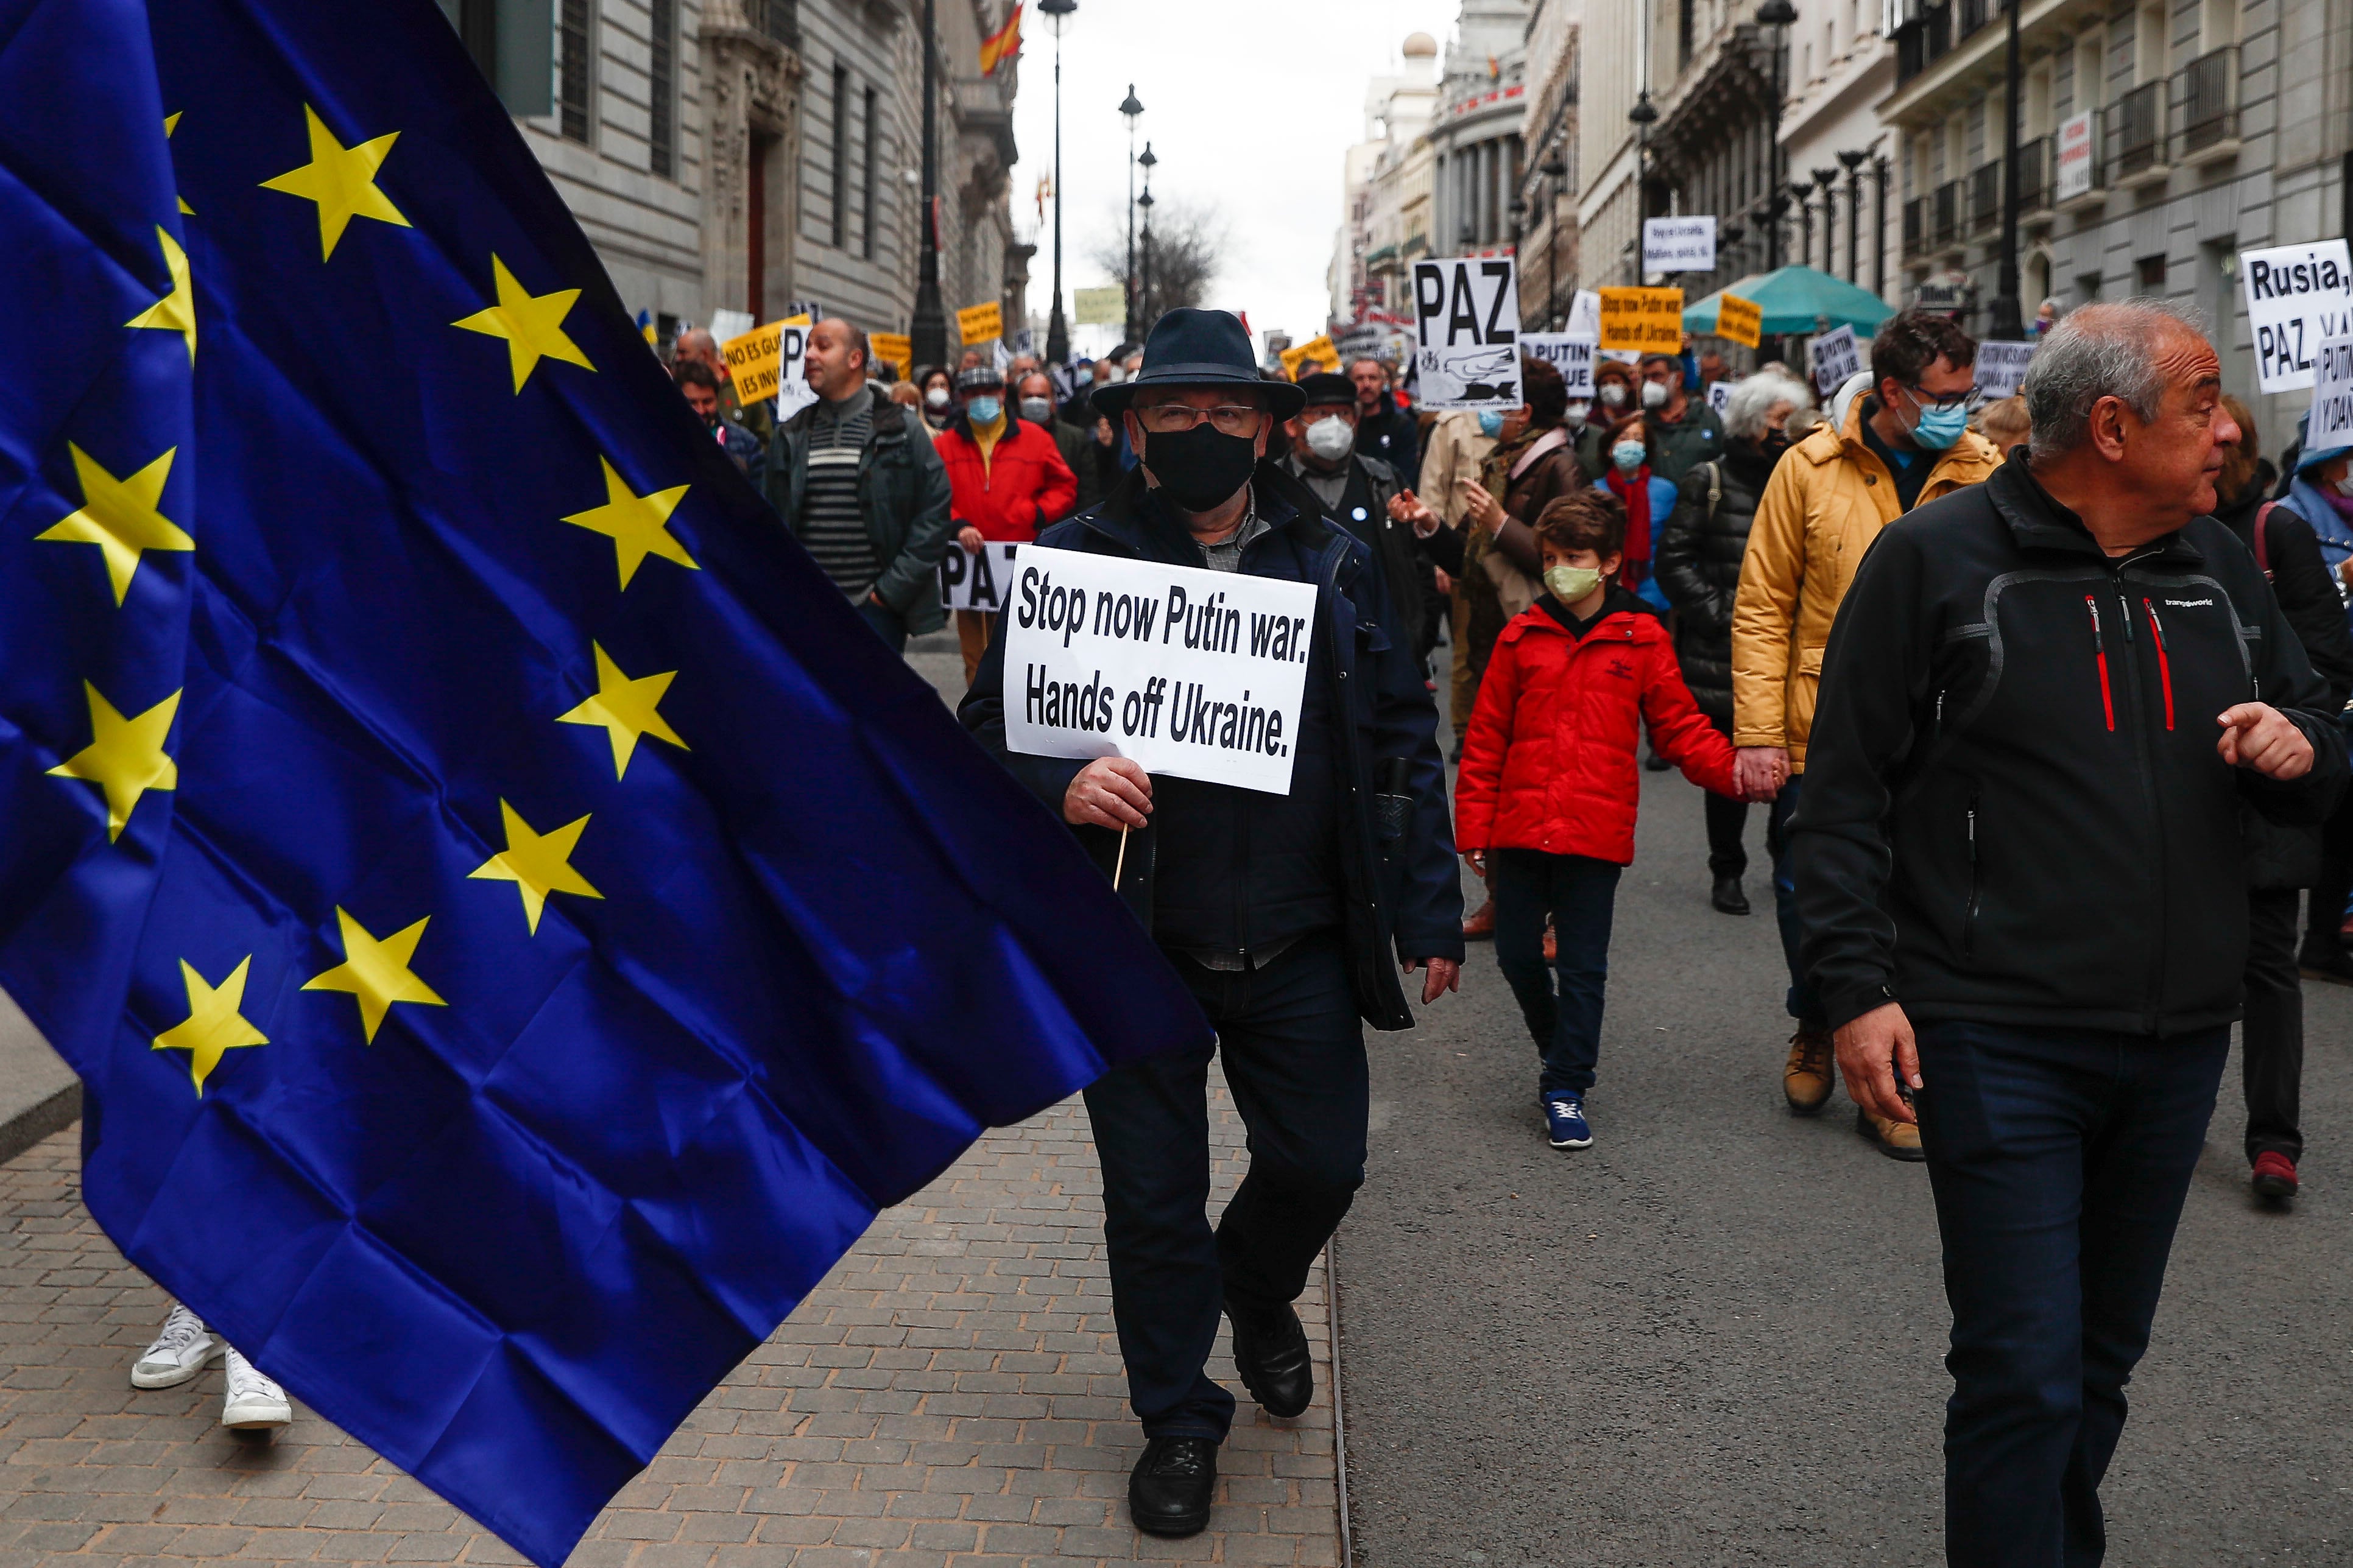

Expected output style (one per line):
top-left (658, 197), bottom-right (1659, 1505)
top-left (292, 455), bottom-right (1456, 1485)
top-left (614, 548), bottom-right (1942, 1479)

top-left (924, 386), bottom-right (951, 409)
top-left (1598, 383), bottom-right (1628, 409)
top-left (1303, 415), bottom-right (1355, 462)
top-left (1612, 441), bottom-right (1646, 473)
top-left (1562, 401), bottom-right (1589, 431)
top-left (1544, 563), bottom-right (1604, 603)
top-left (1640, 380), bottom-right (1670, 410)
top-left (1019, 396), bottom-right (1054, 423)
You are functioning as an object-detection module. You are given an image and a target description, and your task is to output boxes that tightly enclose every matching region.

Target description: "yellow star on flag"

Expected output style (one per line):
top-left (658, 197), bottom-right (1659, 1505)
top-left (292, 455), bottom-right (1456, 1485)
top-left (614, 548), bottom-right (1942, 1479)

top-left (561, 458), bottom-right (697, 588)
top-left (126, 226), bottom-right (196, 364)
top-left (163, 113), bottom-right (193, 214)
top-left (558, 643), bottom-right (689, 779)
top-left (48, 682), bottom-right (180, 842)
top-left (37, 443), bottom-right (194, 605)
top-left (468, 800), bottom-right (604, 935)
top-left (153, 956), bottom-right (267, 1097)
top-left (452, 255), bottom-right (596, 392)
top-left (302, 907), bottom-right (446, 1044)
top-left (259, 104), bottom-right (411, 260)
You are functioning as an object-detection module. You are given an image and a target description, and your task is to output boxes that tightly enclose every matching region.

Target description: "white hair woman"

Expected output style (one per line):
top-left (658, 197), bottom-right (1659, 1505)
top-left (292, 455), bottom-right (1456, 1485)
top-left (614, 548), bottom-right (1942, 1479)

top-left (1651, 368), bottom-right (1813, 915)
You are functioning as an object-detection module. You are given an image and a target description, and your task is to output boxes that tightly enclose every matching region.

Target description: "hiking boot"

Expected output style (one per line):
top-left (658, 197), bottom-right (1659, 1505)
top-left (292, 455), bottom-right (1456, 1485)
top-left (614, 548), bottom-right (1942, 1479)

top-left (2252, 1151), bottom-right (2299, 1202)
top-left (1462, 897), bottom-right (1495, 940)
top-left (1782, 1030), bottom-right (1835, 1116)
top-left (1857, 1105), bottom-right (1925, 1161)
top-left (1710, 873), bottom-right (1751, 915)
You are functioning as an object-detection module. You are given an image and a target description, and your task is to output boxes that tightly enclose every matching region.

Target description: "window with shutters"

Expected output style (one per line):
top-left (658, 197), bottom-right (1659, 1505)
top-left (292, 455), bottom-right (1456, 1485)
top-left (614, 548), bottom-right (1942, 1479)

top-left (648, 0), bottom-right (675, 178)
top-left (557, 0), bottom-right (592, 144)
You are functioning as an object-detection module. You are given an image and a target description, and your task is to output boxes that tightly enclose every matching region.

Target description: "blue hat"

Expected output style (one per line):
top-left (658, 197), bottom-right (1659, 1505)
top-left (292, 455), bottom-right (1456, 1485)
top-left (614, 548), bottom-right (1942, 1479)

top-left (1095, 308), bottom-right (1307, 420)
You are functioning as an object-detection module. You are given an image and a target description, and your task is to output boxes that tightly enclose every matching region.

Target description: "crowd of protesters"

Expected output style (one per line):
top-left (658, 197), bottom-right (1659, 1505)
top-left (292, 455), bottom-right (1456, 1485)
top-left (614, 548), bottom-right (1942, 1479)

top-left (621, 298), bottom-right (2353, 1558)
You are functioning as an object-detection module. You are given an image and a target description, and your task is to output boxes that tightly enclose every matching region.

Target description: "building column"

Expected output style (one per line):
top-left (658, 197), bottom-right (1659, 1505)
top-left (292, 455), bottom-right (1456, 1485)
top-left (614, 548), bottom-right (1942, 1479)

top-left (699, 1), bottom-right (800, 326)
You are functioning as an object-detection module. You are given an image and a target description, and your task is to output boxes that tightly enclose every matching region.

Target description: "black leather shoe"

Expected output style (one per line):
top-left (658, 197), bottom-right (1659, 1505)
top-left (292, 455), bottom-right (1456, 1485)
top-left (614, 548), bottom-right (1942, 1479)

top-left (1226, 1298), bottom-right (1314, 1418)
top-left (1710, 874), bottom-right (1750, 915)
top-left (1128, 1435), bottom-right (1217, 1537)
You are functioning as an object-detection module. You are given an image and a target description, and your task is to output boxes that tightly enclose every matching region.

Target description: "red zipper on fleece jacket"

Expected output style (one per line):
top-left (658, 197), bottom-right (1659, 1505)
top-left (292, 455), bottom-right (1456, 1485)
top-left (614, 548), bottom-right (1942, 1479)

top-left (2140, 598), bottom-right (2176, 730)
top-left (2084, 595), bottom-right (2115, 732)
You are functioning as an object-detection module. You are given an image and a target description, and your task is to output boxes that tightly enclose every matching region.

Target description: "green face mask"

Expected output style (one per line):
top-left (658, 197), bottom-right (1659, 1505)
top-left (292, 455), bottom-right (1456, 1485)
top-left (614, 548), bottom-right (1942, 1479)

top-left (1544, 563), bottom-right (1604, 603)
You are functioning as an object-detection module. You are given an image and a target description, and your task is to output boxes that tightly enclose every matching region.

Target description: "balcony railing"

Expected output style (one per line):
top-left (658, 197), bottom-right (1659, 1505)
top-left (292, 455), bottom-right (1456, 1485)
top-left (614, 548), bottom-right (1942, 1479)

top-left (1933, 178), bottom-right (1962, 248)
top-left (1955, 0), bottom-right (1993, 40)
top-left (1968, 160), bottom-right (2002, 234)
top-left (1894, 4), bottom-right (1953, 88)
top-left (2176, 44), bottom-right (2240, 155)
top-left (2015, 135), bottom-right (2055, 214)
top-left (1903, 196), bottom-right (1928, 258)
top-left (2107, 79), bottom-right (2167, 180)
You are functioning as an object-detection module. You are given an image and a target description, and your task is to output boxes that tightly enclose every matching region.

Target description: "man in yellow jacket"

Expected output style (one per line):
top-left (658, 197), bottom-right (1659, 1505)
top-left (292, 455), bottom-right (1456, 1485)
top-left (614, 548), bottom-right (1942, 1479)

top-left (1730, 311), bottom-right (2000, 1158)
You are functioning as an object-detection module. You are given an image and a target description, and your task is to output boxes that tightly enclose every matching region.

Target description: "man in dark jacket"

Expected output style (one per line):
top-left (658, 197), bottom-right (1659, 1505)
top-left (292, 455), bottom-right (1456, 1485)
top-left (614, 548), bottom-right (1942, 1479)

top-left (1656, 368), bottom-right (1810, 915)
top-left (1015, 369), bottom-right (1108, 518)
top-left (1349, 356), bottom-right (1420, 474)
top-left (761, 318), bottom-right (954, 650)
top-left (961, 309), bottom-right (1462, 1542)
top-left (1280, 371), bottom-right (1428, 655)
top-left (1636, 350), bottom-right (1726, 483)
top-left (1791, 303), bottom-right (2346, 1566)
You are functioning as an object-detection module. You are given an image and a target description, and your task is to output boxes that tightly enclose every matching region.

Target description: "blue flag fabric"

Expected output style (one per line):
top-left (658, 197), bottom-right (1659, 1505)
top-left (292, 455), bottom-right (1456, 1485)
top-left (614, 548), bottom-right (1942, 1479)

top-left (0, 1), bottom-right (1209, 1561)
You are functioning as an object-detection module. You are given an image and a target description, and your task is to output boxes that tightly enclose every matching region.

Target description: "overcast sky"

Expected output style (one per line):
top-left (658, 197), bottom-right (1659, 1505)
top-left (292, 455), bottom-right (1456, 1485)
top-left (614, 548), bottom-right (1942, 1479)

top-left (1005, 0), bottom-right (1466, 358)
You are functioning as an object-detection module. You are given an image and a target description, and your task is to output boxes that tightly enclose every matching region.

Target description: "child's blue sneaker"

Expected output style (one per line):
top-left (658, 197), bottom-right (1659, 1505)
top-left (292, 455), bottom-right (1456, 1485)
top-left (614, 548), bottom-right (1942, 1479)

top-left (1543, 1095), bottom-right (1591, 1149)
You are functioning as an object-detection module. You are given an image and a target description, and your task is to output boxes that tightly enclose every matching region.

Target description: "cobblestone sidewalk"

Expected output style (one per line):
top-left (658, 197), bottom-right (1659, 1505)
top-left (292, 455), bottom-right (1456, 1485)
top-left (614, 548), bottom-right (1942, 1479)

top-left (0, 1075), bottom-right (1341, 1567)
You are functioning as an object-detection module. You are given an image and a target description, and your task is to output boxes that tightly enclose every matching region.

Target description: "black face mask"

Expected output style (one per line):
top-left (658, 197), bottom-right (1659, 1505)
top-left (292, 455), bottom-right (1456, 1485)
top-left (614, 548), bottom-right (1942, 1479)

top-left (1143, 424), bottom-right (1258, 513)
top-left (1758, 430), bottom-right (1792, 459)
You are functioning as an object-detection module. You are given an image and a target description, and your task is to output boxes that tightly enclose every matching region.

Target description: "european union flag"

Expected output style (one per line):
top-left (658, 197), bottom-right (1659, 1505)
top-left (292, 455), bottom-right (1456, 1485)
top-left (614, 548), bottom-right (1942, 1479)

top-left (0, 1), bottom-right (1208, 1561)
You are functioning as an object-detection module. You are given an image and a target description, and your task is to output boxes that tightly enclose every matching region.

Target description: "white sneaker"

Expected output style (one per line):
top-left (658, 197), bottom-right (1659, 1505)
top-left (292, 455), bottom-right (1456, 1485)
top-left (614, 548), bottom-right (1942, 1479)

top-left (220, 1346), bottom-right (292, 1431)
top-left (131, 1302), bottom-right (222, 1389)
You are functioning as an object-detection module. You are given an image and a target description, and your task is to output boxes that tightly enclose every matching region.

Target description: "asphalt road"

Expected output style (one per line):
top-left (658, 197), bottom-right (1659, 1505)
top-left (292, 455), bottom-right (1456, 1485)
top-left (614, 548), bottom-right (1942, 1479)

top-left (1337, 759), bottom-right (2353, 1567)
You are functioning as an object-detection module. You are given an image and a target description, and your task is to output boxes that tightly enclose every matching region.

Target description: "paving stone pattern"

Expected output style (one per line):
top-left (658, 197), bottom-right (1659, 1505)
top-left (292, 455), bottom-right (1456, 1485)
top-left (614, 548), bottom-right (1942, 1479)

top-left (0, 1073), bottom-right (1341, 1567)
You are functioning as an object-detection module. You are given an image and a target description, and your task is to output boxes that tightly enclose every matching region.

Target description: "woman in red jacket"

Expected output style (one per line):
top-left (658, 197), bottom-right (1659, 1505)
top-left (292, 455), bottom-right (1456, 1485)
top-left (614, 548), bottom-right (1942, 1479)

top-left (1454, 488), bottom-right (1742, 1151)
top-left (935, 365), bottom-right (1078, 682)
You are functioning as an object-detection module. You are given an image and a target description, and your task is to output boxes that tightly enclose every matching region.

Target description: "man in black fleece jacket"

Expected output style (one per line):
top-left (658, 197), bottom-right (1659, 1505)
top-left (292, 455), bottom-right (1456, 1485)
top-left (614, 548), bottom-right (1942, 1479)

top-left (1789, 302), bottom-right (2346, 1566)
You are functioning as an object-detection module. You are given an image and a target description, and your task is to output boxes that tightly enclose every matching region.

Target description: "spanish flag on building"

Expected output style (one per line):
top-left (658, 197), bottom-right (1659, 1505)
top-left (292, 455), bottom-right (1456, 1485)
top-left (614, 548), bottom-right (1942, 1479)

top-left (980, 2), bottom-right (1023, 76)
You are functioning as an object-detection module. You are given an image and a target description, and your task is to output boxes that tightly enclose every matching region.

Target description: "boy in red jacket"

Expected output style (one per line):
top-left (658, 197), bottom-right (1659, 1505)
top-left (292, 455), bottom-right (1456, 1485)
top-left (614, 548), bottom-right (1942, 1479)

top-left (1455, 488), bottom-right (1741, 1149)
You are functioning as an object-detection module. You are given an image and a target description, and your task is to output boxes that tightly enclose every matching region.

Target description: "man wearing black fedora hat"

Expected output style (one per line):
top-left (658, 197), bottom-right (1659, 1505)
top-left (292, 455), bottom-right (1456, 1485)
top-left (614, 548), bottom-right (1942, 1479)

top-left (961, 308), bottom-right (1464, 1539)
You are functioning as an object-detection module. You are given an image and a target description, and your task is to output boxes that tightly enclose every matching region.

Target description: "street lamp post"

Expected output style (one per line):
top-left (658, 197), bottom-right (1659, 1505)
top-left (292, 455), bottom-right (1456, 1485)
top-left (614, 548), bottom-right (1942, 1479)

top-left (909, 0), bottom-right (947, 367)
top-left (1789, 180), bottom-right (1813, 273)
top-left (1838, 147), bottom-right (1869, 283)
top-left (1874, 155), bottom-right (1891, 299)
top-left (1039, 0), bottom-right (1076, 368)
top-left (1137, 191), bottom-right (1155, 330)
top-left (1757, 0), bottom-right (1796, 272)
top-left (1628, 91), bottom-right (1658, 277)
top-left (1813, 167), bottom-right (1840, 274)
top-left (1118, 85), bottom-right (1143, 343)
top-left (1540, 152), bottom-right (1568, 329)
top-left (1988, 0), bottom-right (2026, 339)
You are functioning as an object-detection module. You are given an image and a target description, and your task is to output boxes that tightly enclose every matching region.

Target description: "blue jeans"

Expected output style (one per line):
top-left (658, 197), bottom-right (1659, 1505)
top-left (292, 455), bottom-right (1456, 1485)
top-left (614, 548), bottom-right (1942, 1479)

top-left (855, 596), bottom-right (908, 653)
top-left (1489, 849), bottom-right (1621, 1097)
top-left (1765, 773), bottom-right (1826, 1029)
top-left (1914, 1020), bottom-right (2229, 1567)
top-left (1082, 930), bottom-right (1366, 1441)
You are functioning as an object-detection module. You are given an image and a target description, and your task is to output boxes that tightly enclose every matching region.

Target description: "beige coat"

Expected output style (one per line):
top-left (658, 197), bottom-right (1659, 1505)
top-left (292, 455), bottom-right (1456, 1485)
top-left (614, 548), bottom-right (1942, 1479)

top-left (1730, 396), bottom-right (2000, 770)
top-left (1417, 410), bottom-right (1498, 527)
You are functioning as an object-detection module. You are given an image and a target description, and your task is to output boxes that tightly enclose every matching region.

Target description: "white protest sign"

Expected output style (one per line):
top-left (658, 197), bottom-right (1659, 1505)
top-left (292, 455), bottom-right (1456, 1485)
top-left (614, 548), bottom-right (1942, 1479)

top-left (2308, 334), bottom-right (2353, 451)
top-left (2054, 110), bottom-right (2098, 204)
top-left (939, 541), bottom-right (1021, 611)
top-left (1003, 550), bottom-right (1319, 795)
top-left (1411, 256), bottom-right (1522, 412)
top-left (2240, 240), bottom-right (2353, 395)
top-left (1808, 324), bottom-right (1862, 398)
top-left (1567, 289), bottom-right (1603, 340)
top-left (1643, 216), bottom-right (1717, 275)
top-left (1974, 340), bottom-right (2037, 400)
top-left (1707, 381), bottom-right (1734, 416)
top-left (1517, 333), bottom-right (1596, 399)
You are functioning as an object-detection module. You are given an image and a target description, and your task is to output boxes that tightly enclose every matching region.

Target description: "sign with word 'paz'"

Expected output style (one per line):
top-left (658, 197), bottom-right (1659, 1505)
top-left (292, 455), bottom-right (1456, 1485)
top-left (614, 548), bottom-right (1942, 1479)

top-left (1517, 333), bottom-right (1596, 399)
top-left (1411, 256), bottom-right (1522, 412)
top-left (1642, 216), bottom-right (1716, 275)
top-left (2309, 335), bottom-right (2353, 451)
top-left (1004, 549), bottom-right (1319, 795)
top-left (2240, 240), bottom-right (2353, 395)
top-left (1808, 323), bottom-right (1863, 398)
top-left (1974, 340), bottom-right (2037, 401)
top-left (940, 542), bottom-right (1021, 611)
top-left (720, 318), bottom-right (806, 404)
top-left (1715, 292), bottom-right (1763, 349)
top-left (958, 300), bottom-right (1005, 345)
top-left (1280, 334), bottom-right (1336, 379)
top-left (1598, 286), bottom-right (1685, 353)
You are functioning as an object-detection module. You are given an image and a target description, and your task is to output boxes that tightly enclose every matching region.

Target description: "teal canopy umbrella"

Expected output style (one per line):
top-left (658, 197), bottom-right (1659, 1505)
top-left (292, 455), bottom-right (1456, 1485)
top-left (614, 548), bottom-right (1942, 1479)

top-left (1683, 265), bottom-right (1897, 337)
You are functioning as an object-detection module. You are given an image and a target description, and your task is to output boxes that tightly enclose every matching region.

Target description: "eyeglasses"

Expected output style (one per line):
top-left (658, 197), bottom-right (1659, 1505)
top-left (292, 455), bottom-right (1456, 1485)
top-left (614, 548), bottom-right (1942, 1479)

top-left (1903, 383), bottom-right (1972, 413)
top-left (1134, 403), bottom-right (1268, 437)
